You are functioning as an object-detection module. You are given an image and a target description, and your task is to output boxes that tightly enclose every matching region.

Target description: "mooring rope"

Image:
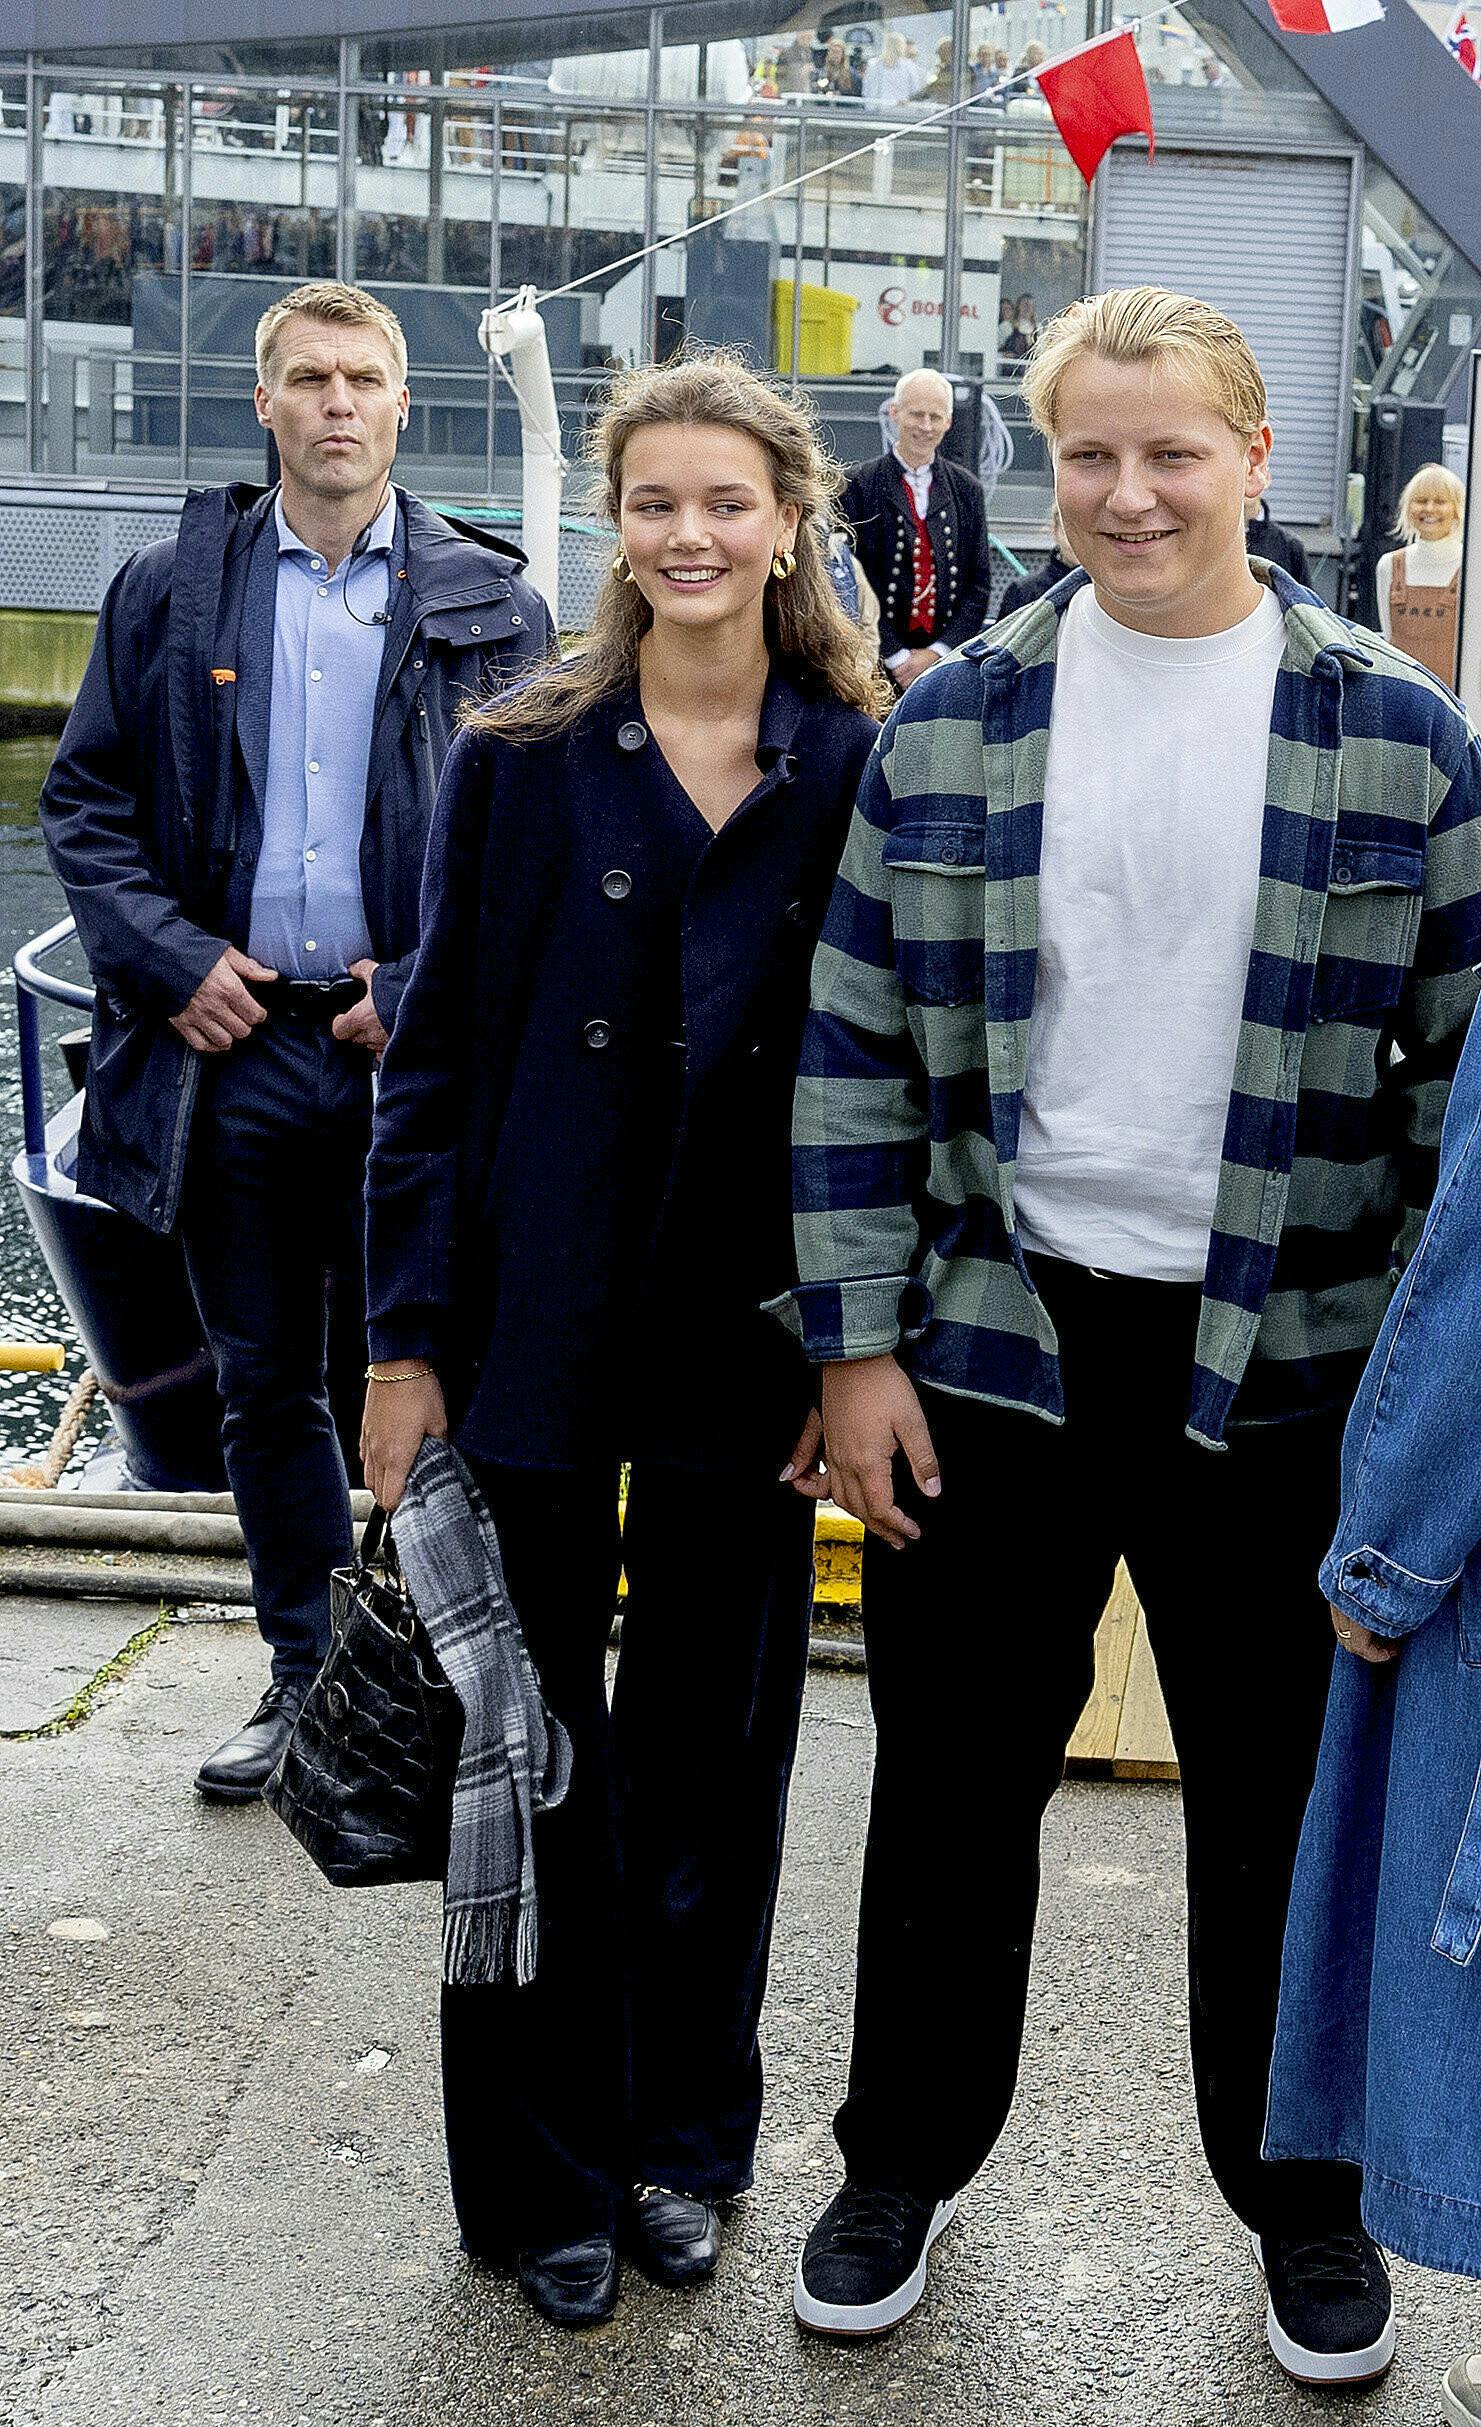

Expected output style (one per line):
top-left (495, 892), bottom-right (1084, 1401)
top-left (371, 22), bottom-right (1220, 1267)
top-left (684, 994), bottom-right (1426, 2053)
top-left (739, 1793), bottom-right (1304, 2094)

top-left (1, 1368), bottom-right (100, 1490)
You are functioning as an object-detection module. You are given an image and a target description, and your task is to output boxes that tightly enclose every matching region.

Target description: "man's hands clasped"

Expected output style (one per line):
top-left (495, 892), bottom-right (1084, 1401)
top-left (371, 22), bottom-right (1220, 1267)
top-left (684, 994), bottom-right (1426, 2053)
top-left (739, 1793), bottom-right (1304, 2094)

top-left (169, 946), bottom-right (277, 1054)
top-left (170, 950), bottom-right (388, 1057)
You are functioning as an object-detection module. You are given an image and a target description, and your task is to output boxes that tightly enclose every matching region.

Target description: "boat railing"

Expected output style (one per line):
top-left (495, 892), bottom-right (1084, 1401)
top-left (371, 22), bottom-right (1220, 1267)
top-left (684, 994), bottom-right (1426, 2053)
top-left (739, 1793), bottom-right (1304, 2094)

top-left (14, 918), bottom-right (93, 1168)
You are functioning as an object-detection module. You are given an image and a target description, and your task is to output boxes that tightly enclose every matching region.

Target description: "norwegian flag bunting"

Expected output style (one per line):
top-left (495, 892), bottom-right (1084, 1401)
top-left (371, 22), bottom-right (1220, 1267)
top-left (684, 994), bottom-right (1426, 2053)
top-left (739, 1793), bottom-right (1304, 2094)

top-left (1446, 2), bottom-right (1481, 77)
top-left (1266, 0), bottom-right (1383, 30)
top-left (1032, 28), bottom-right (1155, 184)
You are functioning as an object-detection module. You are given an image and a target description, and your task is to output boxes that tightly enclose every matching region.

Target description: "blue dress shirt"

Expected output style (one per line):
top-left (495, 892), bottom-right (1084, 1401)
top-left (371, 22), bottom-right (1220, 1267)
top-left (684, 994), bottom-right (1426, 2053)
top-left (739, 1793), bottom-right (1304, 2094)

top-left (247, 488), bottom-right (396, 977)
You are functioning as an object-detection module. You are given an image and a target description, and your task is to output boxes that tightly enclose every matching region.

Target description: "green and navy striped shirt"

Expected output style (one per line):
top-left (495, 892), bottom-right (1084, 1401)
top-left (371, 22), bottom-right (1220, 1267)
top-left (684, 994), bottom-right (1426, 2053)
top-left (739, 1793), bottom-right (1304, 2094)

top-left (785, 564), bottom-right (1481, 1446)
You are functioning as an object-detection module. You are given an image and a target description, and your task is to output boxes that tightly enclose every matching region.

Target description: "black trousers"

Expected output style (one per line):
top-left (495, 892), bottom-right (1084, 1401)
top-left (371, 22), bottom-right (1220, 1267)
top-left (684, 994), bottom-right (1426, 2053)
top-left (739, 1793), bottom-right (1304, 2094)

top-left (441, 1457), bottom-right (817, 2253)
top-left (837, 1255), bottom-right (1362, 2239)
top-left (178, 1018), bottom-right (372, 1682)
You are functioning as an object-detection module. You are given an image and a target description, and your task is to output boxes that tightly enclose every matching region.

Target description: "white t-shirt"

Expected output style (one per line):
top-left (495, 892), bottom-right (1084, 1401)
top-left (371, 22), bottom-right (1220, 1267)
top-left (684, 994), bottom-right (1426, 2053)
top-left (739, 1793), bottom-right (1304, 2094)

top-left (1013, 582), bottom-right (1287, 1282)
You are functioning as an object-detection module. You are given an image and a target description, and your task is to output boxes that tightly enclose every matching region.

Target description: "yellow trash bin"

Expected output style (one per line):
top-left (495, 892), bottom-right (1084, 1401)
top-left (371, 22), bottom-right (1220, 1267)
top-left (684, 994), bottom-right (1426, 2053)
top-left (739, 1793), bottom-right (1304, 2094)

top-left (773, 280), bottom-right (860, 377)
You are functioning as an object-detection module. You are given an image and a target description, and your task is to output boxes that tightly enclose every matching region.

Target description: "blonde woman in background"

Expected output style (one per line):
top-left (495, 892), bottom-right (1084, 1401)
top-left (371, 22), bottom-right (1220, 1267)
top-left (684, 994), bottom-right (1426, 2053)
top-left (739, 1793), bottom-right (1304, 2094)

top-left (1377, 463), bottom-right (1465, 683)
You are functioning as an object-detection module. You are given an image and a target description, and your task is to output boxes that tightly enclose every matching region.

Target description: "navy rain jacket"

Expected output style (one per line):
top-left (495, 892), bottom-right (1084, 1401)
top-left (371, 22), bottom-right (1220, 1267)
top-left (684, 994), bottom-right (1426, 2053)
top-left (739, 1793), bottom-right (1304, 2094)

top-left (39, 481), bottom-right (553, 1233)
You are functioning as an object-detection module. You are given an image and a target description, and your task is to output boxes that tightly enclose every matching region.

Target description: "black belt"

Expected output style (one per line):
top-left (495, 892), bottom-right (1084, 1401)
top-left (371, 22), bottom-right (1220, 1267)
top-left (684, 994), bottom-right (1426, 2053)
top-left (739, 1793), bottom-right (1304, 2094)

top-left (247, 976), bottom-right (364, 1025)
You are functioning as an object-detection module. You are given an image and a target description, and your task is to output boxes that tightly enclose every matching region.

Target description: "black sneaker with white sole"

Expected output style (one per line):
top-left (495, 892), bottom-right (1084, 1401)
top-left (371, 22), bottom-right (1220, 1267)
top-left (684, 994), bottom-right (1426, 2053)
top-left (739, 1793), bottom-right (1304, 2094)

top-left (1253, 2229), bottom-right (1395, 2386)
top-left (794, 2182), bottom-right (957, 2338)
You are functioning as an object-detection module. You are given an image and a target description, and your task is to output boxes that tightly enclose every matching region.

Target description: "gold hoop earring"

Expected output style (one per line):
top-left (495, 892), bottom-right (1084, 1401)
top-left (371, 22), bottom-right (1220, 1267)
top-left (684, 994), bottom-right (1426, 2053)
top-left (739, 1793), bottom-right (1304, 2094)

top-left (771, 549), bottom-right (797, 581)
top-left (611, 550), bottom-right (637, 584)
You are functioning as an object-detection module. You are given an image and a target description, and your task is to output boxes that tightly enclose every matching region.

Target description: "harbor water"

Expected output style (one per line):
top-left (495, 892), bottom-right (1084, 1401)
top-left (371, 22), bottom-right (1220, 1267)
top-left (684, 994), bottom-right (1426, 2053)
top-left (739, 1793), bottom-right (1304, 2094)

top-left (0, 730), bottom-right (101, 1467)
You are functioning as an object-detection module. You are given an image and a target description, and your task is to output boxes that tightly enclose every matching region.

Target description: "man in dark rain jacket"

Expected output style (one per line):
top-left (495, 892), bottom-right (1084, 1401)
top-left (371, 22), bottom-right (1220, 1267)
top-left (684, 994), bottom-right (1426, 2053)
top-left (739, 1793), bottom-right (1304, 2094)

top-left (40, 280), bottom-right (552, 1801)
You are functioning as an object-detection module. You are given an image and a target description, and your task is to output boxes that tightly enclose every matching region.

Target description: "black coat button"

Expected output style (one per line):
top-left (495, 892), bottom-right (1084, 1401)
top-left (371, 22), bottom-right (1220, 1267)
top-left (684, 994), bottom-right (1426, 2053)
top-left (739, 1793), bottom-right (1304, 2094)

top-left (617, 721), bottom-right (647, 752)
top-left (1334, 863), bottom-right (1353, 885)
top-left (238, 845), bottom-right (257, 869)
top-left (785, 899), bottom-right (806, 925)
top-left (602, 869), bottom-right (633, 901)
top-left (584, 1018), bottom-right (612, 1049)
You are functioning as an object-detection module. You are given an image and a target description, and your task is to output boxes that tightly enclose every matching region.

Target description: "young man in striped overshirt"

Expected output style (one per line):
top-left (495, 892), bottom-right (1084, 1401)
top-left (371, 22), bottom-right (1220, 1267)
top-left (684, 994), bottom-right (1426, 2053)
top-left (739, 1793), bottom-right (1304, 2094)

top-left (782, 287), bottom-right (1481, 2383)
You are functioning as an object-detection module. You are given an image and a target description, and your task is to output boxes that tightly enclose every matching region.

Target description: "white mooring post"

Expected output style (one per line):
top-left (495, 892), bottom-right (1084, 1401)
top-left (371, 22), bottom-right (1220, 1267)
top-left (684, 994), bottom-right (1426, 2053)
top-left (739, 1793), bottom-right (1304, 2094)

top-left (479, 285), bottom-right (566, 630)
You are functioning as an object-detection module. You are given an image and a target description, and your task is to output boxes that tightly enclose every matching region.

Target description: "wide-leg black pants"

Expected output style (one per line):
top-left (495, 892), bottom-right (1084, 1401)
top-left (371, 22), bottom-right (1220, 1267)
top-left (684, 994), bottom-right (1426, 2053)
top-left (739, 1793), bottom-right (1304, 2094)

top-left (835, 1255), bottom-right (1362, 2240)
top-left (441, 1457), bottom-right (817, 2253)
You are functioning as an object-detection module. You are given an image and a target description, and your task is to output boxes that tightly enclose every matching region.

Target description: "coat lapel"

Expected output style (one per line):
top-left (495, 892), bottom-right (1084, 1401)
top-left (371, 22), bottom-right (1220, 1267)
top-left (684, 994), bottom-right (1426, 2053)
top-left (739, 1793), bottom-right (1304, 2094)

top-left (232, 511), bottom-right (280, 831)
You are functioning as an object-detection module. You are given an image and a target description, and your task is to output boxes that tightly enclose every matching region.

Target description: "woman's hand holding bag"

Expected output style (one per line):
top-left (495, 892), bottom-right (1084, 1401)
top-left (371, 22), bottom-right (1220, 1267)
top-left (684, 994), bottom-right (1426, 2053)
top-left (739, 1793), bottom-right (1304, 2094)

top-left (361, 1367), bottom-right (449, 1513)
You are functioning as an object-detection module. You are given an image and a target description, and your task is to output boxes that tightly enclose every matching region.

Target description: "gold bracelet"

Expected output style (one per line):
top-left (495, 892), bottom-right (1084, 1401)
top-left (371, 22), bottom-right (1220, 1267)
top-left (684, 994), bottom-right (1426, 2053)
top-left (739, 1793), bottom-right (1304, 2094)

top-left (364, 1362), bottom-right (434, 1384)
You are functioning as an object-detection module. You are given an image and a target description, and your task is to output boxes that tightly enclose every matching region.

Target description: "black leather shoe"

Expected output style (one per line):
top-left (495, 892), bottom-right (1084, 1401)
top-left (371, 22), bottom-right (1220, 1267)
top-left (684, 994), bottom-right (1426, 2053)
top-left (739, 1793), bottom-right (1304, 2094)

top-left (193, 1680), bottom-right (308, 1803)
top-left (627, 2185), bottom-right (723, 2287)
top-left (517, 2235), bottom-right (618, 2328)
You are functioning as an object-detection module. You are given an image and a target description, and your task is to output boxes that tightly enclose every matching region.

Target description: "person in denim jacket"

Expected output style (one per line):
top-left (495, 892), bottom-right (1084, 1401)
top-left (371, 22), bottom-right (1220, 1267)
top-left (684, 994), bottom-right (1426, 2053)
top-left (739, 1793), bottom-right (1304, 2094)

top-left (1269, 998), bottom-right (1481, 2423)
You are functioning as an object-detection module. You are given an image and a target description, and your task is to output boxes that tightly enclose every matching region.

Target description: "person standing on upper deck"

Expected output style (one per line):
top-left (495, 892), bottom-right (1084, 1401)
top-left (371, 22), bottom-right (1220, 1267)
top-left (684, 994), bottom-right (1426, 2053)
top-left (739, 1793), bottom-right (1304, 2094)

top-left (838, 369), bottom-right (994, 692)
top-left (39, 280), bottom-right (552, 1805)
top-left (782, 286), bottom-right (1481, 2386)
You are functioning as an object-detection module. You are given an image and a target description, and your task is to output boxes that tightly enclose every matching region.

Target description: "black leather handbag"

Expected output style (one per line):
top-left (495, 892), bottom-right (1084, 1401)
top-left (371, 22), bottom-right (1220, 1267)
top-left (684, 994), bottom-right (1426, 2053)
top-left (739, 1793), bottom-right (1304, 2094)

top-left (263, 1504), bottom-right (464, 1887)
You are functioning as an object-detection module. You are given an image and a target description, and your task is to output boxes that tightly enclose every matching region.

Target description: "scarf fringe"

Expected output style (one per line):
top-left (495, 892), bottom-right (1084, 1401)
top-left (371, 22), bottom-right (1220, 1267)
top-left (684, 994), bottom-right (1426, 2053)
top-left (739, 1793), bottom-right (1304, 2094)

top-left (442, 1892), bottom-right (538, 1989)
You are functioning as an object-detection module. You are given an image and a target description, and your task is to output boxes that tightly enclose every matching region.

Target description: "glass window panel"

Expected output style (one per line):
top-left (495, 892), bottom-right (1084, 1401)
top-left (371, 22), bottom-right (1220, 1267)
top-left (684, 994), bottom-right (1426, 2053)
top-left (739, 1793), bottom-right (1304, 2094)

top-left (50, 39), bottom-right (339, 79)
top-left (189, 87), bottom-right (337, 282)
top-left (1360, 163), bottom-right (1481, 413)
top-left (650, 115), bottom-right (791, 370)
top-left (41, 78), bottom-right (183, 477)
top-left (358, 15), bottom-right (653, 109)
top-left (0, 71), bottom-right (21, 476)
top-left (183, 89), bottom-right (338, 481)
top-left (353, 97), bottom-right (493, 289)
top-left (350, 98), bottom-right (495, 500)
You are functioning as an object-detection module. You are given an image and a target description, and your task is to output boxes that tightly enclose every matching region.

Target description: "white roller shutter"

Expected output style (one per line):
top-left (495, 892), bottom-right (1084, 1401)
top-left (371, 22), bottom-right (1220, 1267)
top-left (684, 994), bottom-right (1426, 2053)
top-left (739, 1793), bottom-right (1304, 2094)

top-left (1092, 148), bottom-right (1357, 526)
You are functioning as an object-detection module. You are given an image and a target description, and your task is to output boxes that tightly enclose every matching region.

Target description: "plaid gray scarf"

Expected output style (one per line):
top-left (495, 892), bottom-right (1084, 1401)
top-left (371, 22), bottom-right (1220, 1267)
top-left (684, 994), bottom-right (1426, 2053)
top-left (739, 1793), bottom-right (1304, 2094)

top-left (392, 1438), bottom-right (572, 1988)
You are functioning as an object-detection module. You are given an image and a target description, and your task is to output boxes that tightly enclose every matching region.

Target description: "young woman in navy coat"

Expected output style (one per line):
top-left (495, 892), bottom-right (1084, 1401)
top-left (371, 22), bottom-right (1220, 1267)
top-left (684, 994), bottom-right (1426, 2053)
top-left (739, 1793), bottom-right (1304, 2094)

top-left (360, 353), bottom-right (886, 2328)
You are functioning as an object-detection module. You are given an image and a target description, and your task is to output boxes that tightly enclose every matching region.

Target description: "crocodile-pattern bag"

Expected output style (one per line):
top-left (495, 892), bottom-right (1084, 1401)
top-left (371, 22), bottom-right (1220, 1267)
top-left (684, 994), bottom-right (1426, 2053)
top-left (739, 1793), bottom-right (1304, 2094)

top-left (263, 1504), bottom-right (464, 1886)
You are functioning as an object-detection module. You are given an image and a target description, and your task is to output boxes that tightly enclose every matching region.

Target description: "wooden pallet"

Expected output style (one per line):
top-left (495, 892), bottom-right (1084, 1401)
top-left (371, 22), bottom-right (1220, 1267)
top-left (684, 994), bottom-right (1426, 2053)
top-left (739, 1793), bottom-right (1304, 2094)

top-left (813, 1514), bottom-right (1178, 1782)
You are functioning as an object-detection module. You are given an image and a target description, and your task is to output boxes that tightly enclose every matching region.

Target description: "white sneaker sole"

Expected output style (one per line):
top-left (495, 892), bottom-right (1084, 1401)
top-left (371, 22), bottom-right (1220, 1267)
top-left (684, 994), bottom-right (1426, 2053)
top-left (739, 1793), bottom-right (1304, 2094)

top-left (1250, 2232), bottom-right (1396, 2387)
top-left (793, 2196), bottom-right (958, 2339)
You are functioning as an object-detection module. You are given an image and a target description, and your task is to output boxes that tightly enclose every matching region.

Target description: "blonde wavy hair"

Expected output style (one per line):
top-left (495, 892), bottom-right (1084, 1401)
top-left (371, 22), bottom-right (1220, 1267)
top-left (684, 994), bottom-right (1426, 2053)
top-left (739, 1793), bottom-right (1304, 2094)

top-left (470, 348), bottom-right (891, 743)
top-left (1022, 285), bottom-right (1269, 444)
top-left (1395, 462), bottom-right (1465, 543)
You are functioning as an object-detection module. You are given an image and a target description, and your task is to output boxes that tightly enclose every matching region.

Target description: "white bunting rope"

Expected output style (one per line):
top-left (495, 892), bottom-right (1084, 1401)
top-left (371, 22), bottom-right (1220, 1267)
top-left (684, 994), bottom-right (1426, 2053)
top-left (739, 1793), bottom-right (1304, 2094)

top-left (503, 2), bottom-right (1187, 314)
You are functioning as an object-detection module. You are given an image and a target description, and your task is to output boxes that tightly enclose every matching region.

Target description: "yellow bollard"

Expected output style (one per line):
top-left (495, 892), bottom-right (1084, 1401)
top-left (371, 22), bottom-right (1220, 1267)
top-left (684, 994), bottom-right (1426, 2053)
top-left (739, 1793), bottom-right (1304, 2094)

top-left (0, 1343), bottom-right (66, 1373)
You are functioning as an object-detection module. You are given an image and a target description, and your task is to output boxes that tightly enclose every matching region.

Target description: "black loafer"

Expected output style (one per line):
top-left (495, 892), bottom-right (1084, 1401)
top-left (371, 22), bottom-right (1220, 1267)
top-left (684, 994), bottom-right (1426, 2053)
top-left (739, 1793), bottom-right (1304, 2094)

top-left (193, 1680), bottom-right (307, 1803)
top-left (627, 2185), bottom-right (723, 2287)
top-left (517, 2234), bottom-right (618, 2328)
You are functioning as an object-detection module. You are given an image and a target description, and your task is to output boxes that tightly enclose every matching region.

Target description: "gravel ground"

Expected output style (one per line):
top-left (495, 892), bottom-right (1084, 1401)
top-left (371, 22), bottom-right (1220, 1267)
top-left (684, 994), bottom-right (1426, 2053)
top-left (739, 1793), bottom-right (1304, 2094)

top-left (0, 1608), bottom-right (1475, 2427)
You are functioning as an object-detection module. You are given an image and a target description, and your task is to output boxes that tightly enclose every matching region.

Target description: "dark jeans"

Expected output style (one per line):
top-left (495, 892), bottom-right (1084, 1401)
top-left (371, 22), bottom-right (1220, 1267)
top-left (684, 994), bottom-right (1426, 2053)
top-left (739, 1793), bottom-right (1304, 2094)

top-left (178, 1018), bottom-right (373, 1683)
top-left (441, 1457), bottom-right (817, 2253)
top-left (838, 1254), bottom-right (1362, 2239)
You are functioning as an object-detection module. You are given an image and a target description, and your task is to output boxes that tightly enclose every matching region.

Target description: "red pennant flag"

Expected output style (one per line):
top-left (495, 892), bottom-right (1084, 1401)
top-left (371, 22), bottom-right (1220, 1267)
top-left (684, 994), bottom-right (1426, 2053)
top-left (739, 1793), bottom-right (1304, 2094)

top-left (1033, 29), bottom-right (1155, 185)
top-left (1268, 0), bottom-right (1383, 28)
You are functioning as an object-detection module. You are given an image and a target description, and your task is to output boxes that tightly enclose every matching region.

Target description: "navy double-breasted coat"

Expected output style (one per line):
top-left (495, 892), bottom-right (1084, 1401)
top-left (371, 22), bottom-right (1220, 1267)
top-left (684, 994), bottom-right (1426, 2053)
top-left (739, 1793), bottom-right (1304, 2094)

top-left (365, 666), bottom-right (879, 1471)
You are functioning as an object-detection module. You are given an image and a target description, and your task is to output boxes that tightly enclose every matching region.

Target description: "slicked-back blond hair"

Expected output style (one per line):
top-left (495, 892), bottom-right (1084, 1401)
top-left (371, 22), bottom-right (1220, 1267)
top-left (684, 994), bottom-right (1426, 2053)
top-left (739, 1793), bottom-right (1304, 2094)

top-left (1022, 286), bottom-right (1269, 445)
top-left (255, 281), bottom-right (408, 389)
top-left (1395, 462), bottom-right (1465, 543)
